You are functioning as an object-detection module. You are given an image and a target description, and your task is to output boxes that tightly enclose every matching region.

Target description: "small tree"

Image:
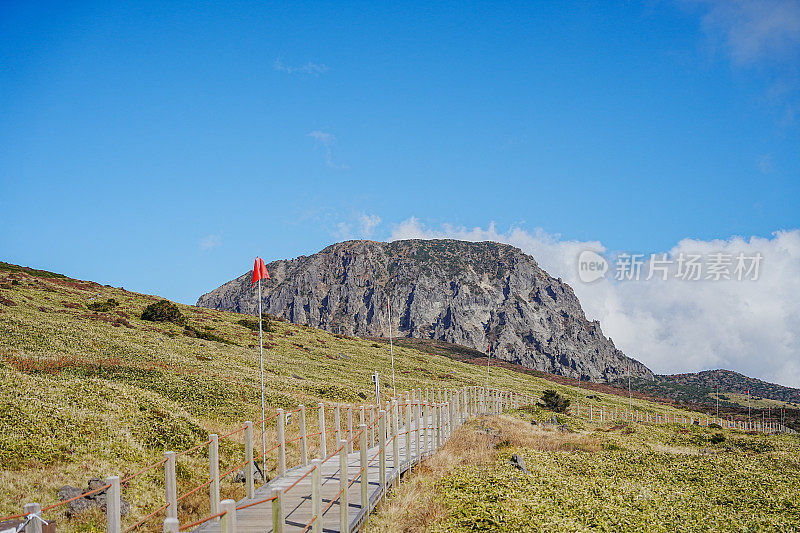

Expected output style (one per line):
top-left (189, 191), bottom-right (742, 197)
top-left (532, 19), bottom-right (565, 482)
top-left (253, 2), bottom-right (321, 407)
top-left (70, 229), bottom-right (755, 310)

top-left (141, 299), bottom-right (185, 326)
top-left (540, 389), bottom-right (570, 413)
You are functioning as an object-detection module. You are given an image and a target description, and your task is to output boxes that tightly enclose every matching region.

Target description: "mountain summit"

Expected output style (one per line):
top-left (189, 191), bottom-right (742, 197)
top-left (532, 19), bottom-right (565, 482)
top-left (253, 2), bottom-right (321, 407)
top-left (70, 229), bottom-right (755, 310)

top-left (197, 239), bottom-right (653, 382)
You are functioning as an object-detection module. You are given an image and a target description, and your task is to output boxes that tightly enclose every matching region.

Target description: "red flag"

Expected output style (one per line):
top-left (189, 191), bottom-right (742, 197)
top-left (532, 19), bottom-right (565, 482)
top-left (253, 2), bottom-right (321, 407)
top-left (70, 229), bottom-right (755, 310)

top-left (252, 257), bottom-right (270, 286)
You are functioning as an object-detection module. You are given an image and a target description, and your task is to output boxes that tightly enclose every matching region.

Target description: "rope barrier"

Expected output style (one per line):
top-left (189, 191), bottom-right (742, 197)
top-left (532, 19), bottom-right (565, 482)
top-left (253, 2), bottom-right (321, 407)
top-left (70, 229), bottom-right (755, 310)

top-left (253, 442), bottom-right (281, 461)
top-left (122, 502), bottom-right (169, 532)
top-left (5, 385), bottom-right (786, 531)
top-left (282, 464), bottom-right (316, 494)
top-left (219, 458), bottom-right (250, 479)
top-left (176, 479), bottom-right (213, 503)
top-left (347, 466), bottom-right (365, 489)
top-left (121, 458), bottom-right (169, 484)
top-left (301, 514), bottom-right (317, 532)
top-left (175, 439), bottom-right (212, 458)
top-left (178, 510), bottom-right (226, 531)
top-left (235, 495), bottom-right (277, 511)
top-left (219, 425), bottom-right (248, 439)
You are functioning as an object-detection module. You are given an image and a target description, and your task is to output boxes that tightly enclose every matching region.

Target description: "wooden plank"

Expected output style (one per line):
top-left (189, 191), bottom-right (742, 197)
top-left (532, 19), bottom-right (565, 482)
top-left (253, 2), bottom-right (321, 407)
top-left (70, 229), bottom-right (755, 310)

top-left (194, 417), bottom-right (424, 533)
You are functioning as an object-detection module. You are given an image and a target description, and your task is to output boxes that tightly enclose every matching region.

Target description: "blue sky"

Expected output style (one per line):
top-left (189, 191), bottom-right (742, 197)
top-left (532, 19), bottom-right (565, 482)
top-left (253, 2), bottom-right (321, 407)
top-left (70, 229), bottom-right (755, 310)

top-left (1, 1), bottom-right (798, 307)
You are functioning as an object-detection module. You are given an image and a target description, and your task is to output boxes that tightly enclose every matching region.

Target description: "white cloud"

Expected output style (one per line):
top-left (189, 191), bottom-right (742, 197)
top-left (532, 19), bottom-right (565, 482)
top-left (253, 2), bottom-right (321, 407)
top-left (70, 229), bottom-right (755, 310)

top-left (200, 232), bottom-right (222, 251)
top-left (358, 213), bottom-right (382, 238)
top-left (273, 58), bottom-right (329, 75)
top-left (695, 0), bottom-right (800, 65)
top-left (308, 130), bottom-right (348, 169)
top-left (390, 218), bottom-right (800, 388)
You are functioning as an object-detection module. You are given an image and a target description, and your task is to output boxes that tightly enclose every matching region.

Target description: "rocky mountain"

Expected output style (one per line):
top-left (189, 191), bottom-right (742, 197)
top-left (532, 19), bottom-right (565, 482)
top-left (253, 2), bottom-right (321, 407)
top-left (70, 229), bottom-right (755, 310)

top-left (197, 239), bottom-right (653, 382)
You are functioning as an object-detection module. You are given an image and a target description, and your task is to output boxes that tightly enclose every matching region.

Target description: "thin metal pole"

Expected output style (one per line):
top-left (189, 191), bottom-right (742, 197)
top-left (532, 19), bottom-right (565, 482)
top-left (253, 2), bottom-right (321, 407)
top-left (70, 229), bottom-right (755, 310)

top-left (486, 345), bottom-right (490, 392)
top-left (628, 366), bottom-right (632, 411)
top-left (387, 298), bottom-right (396, 399)
top-left (258, 277), bottom-right (266, 475)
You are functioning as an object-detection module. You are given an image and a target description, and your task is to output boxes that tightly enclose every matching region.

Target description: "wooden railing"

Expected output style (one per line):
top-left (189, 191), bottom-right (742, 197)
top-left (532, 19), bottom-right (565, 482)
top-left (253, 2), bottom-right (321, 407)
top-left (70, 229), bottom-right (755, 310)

top-left (6, 386), bottom-right (794, 533)
top-left (5, 386), bottom-right (532, 533)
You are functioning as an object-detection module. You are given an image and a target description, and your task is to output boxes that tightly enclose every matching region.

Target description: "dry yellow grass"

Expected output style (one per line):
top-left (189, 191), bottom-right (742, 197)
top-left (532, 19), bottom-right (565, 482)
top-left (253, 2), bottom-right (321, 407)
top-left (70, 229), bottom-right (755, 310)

top-left (371, 415), bottom-right (601, 532)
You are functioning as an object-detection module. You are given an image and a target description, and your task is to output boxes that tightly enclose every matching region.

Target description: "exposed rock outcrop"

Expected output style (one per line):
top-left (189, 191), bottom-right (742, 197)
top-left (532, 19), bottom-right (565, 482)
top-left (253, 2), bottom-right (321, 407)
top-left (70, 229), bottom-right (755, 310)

top-left (197, 239), bottom-right (653, 382)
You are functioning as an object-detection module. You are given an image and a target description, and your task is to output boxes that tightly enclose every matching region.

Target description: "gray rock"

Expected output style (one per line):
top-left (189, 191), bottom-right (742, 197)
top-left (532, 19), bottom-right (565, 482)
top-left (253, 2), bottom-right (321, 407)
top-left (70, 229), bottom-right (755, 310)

top-left (197, 239), bottom-right (654, 382)
top-left (336, 353), bottom-right (350, 360)
top-left (509, 454), bottom-right (530, 474)
top-left (232, 461), bottom-right (267, 483)
top-left (58, 480), bottom-right (130, 517)
top-left (291, 373), bottom-right (305, 380)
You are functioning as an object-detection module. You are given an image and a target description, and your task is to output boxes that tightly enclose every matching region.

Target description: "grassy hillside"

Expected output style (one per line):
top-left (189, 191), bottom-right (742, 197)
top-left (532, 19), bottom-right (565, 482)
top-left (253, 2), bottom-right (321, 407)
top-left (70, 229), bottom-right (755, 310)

top-left (609, 374), bottom-right (800, 431)
top-left (373, 407), bottom-right (800, 532)
top-left (1, 262), bottom-right (796, 532)
top-left (611, 370), bottom-right (800, 408)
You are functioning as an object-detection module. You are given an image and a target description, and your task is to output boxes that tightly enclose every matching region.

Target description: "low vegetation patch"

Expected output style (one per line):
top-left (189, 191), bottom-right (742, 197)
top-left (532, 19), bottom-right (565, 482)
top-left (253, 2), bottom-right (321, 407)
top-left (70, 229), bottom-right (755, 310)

top-left (141, 299), bottom-right (185, 325)
top-left (373, 409), bottom-right (800, 532)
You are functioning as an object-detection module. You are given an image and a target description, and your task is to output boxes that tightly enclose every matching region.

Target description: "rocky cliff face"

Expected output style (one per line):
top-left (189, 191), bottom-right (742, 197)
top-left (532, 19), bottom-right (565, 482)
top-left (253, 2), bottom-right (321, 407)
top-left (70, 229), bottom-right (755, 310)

top-left (197, 239), bottom-right (653, 382)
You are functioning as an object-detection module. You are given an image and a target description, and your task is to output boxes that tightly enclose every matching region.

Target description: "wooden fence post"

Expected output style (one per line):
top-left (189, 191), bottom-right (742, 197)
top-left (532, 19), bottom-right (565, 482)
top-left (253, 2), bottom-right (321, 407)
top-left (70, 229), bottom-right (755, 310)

top-left (245, 421), bottom-right (255, 498)
top-left (163, 517), bottom-right (179, 533)
top-left (414, 396), bottom-right (421, 461)
top-left (422, 402), bottom-right (429, 455)
top-left (436, 404), bottom-right (442, 450)
top-left (272, 488), bottom-right (284, 533)
top-left (391, 400), bottom-right (400, 483)
top-left (359, 424), bottom-right (368, 512)
top-left (299, 405), bottom-right (308, 466)
top-left (220, 499), bottom-right (237, 533)
top-left (164, 451), bottom-right (177, 519)
top-left (277, 409), bottom-right (286, 476)
top-left (338, 439), bottom-right (348, 533)
top-left (370, 405), bottom-right (376, 448)
top-left (311, 459), bottom-right (322, 533)
top-left (23, 503), bottom-right (41, 533)
top-left (318, 403), bottom-right (327, 460)
top-left (335, 404), bottom-right (342, 447)
top-left (379, 410), bottom-right (387, 490)
top-left (347, 406), bottom-right (354, 453)
top-left (209, 434), bottom-right (220, 519)
top-left (406, 395), bottom-right (412, 467)
top-left (106, 476), bottom-right (121, 533)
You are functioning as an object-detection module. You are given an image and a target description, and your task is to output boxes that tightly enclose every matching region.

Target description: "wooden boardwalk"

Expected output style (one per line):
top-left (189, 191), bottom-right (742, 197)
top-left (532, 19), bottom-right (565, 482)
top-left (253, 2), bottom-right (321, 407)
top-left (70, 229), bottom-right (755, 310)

top-left (195, 417), bottom-right (435, 533)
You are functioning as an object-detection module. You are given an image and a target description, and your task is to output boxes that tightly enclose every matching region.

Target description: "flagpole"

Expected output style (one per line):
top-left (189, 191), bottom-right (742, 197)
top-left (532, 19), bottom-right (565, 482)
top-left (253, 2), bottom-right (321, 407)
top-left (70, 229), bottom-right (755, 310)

top-left (486, 345), bottom-right (491, 393)
top-left (258, 277), bottom-right (266, 475)
top-left (387, 298), bottom-right (396, 399)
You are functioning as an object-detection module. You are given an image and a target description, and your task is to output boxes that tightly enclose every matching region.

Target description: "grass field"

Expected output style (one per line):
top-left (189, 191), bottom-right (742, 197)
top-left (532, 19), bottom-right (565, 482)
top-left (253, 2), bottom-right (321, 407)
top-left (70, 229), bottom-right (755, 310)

top-left (1, 263), bottom-right (797, 532)
top-left (372, 407), bottom-right (800, 532)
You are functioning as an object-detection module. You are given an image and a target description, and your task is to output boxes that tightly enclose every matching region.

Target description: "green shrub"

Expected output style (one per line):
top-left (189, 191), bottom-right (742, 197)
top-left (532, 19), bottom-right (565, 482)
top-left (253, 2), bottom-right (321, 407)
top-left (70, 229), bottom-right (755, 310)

top-left (141, 300), bottom-right (185, 325)
top-left (237, 314), bottom-right (273, 332)
top-left (540, 389), bottom-right (570, 413)
top-left (87, 298), bottom-right (119, 312)
top-left (710, 433), bottom-right (726, 444)
top-left (183, 324), bottom-right (232, 345)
